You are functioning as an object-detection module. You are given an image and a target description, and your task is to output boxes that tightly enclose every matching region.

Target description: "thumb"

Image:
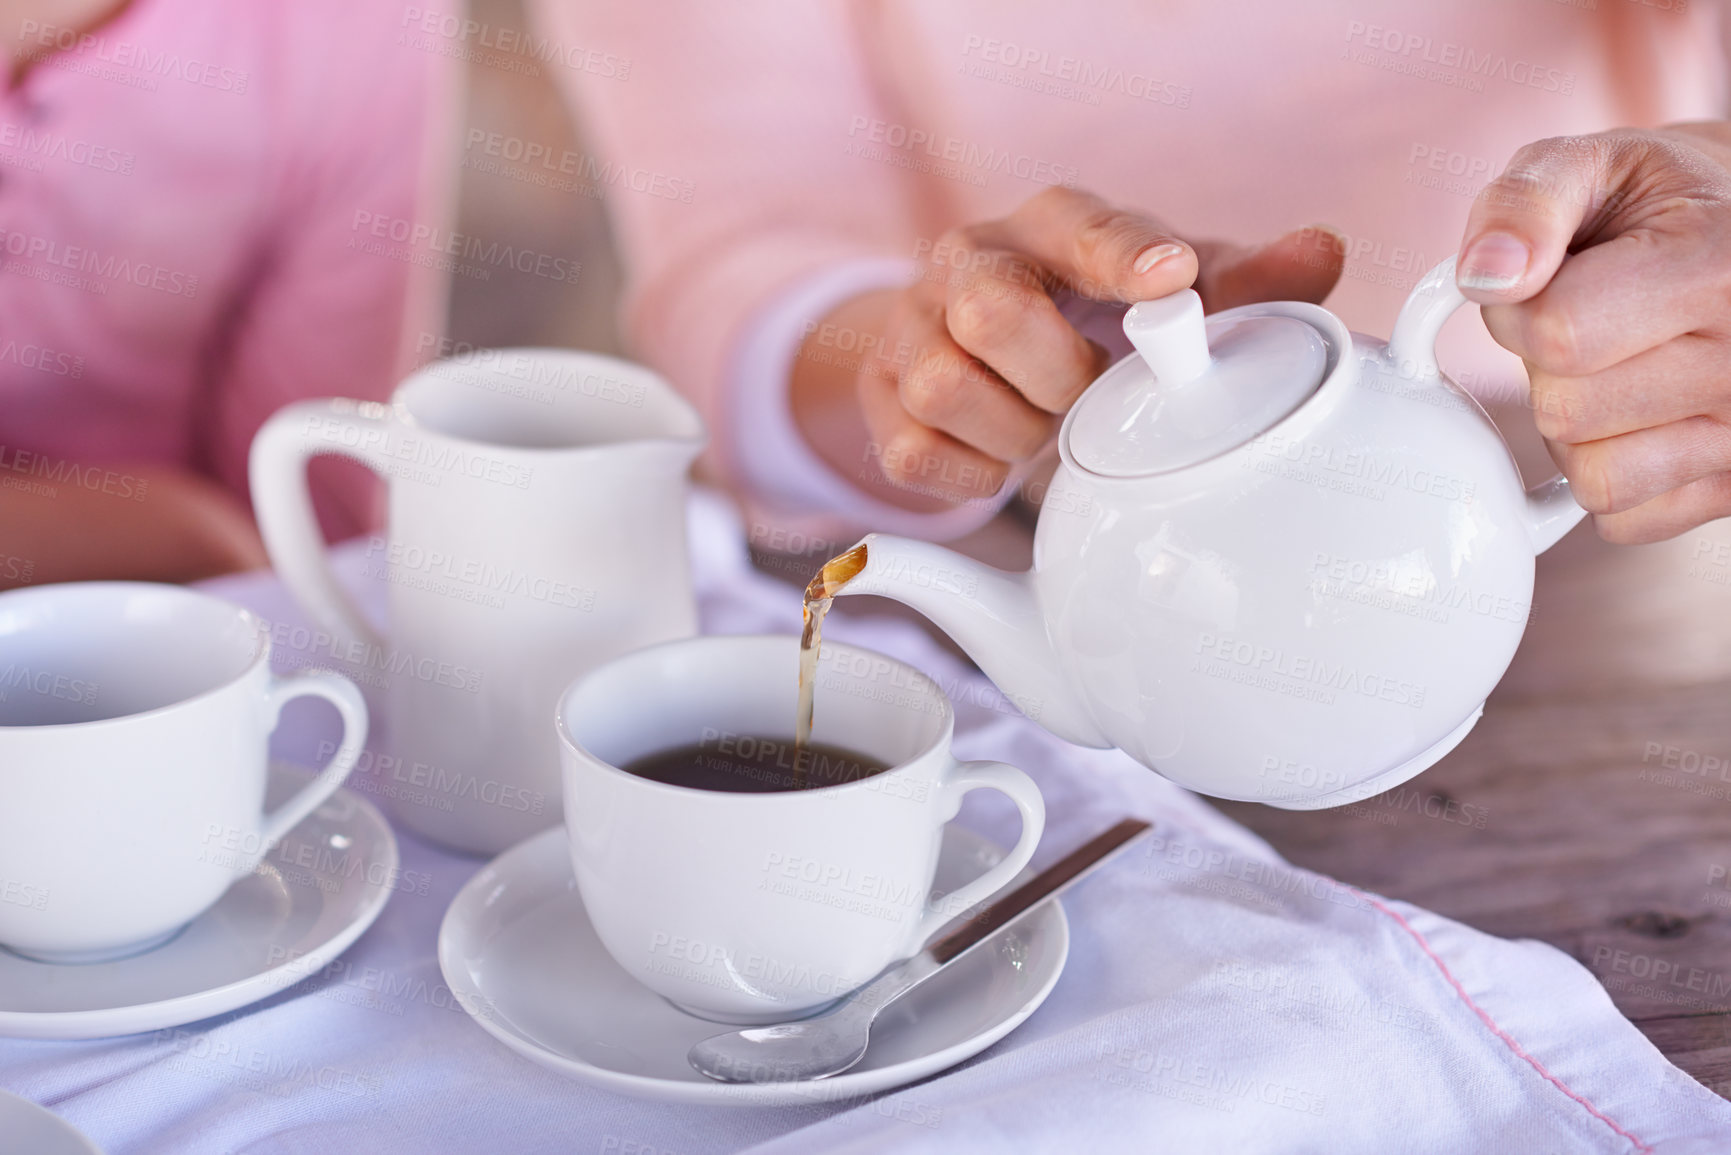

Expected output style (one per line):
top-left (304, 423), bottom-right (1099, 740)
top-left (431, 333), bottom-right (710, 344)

top-left (1454, 136), bottom-right (1616, 304)
top-left (1193, 226), bottom-right (1344, 311)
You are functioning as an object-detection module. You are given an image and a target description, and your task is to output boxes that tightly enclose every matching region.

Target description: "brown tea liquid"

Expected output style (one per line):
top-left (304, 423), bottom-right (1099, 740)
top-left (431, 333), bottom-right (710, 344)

top-left (796, 544), bottom-right (868, 779)
top-left (623, 735), bottom-right (888, 794)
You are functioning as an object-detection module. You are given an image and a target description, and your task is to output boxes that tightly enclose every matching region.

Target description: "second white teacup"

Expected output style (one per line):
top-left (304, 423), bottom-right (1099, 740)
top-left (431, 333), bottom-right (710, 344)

top-left (557, 634), bottom-right (1046, 1024)
top-left (0, 583), bottom-right (368, 963)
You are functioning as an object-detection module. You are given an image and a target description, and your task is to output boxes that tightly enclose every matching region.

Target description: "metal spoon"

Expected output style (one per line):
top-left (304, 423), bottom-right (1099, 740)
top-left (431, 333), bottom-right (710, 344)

top-left (687, 817), bottom-right (1153, 1084)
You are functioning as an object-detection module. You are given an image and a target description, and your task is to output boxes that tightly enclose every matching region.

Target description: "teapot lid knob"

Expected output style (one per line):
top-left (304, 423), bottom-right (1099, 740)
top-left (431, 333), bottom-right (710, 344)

top-left (1123, 290), bottom-right (1212, 388)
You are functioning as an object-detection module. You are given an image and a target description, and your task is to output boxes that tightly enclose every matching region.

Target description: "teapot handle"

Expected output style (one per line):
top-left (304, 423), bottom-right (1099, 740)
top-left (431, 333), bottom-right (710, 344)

top-left (1389, 258), bottom-right (1588, 554)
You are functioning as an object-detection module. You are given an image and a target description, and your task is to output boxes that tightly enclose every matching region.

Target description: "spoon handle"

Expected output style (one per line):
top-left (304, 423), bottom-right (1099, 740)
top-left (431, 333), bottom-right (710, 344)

top-left (841, 817), bottom-right (1155, 1018)
top-left (927, 817), bottom-right (1153, 964)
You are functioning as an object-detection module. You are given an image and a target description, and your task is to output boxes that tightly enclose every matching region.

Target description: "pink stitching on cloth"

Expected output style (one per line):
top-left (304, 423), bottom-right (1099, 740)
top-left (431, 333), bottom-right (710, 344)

top-left (1353, 887), bottom-right (1654, 1155)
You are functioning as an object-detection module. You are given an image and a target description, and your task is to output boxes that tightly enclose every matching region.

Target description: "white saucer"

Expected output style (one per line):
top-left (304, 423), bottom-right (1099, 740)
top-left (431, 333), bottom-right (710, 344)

top-left (439, 824), bottom-right (1069, 1106)
top-left (0, 1089), bottom-right (103, 1154)
top-left (0, 763), bottom-right (397, 1040)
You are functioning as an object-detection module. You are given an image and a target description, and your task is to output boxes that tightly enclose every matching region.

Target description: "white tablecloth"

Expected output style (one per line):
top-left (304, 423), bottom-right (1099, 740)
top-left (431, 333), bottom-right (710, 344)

top-left (4, 489), bottom-right (1729, 1154)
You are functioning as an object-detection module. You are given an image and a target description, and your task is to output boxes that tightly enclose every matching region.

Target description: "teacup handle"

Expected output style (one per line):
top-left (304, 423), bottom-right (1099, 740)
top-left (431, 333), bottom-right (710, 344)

top-left (243, 669), bottom-right (370, 872)
top-left (249, 398), bottom-right (394, 651)
top-left (913, 759), bottom-right (1046, 945)
top-left (1388, 257), bottom-right (1587, 554)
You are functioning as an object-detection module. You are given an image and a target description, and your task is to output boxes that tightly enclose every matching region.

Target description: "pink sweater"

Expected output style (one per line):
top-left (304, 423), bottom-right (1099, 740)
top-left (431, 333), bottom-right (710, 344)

top-left (532, 0), bottom-right (1725, 518)
top-left (0, 0), bottom-right (457, 540)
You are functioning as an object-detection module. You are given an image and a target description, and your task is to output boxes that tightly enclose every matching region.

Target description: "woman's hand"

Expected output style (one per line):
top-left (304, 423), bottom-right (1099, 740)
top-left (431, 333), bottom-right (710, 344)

top-left (792, 186), bottom-right (1344, 508)
top-left (0, 463), bottom-right (268, 589)
top-left (1456, 123), bottom-right (1731, 543)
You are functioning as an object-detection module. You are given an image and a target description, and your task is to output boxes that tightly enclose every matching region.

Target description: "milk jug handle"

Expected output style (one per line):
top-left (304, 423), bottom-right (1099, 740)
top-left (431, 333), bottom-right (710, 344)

top-left (1389, 258), bottom-right (1588, 554)
top-left (248, 399), bottom-right (392, 651)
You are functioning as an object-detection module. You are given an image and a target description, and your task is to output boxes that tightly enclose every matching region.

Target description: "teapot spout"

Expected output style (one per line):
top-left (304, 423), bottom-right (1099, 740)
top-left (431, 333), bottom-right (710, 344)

top-left (834, 534), bottom-right (1108, 748)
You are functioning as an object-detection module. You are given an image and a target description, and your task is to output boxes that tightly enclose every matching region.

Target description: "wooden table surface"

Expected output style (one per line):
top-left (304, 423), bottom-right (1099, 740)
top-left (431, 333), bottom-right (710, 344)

top-left (754, 427), bottom-right (1731, 1092)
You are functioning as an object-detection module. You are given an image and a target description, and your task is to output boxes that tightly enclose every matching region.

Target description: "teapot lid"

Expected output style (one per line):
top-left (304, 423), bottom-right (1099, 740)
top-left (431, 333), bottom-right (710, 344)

top-left (1066, 291), bottom-right (1327, 477)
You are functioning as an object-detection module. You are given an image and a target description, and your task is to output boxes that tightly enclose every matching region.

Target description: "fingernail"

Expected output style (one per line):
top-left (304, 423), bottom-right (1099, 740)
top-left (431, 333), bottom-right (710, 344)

top-left (1459, 232), bottom-right (1531, 292)
top-left (1133, 242), bottom-right (1186, 275)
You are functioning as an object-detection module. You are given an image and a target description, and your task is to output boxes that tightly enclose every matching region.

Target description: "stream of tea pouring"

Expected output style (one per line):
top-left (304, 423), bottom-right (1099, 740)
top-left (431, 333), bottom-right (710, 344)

top-left (795, 544), bottom-right (870, 778)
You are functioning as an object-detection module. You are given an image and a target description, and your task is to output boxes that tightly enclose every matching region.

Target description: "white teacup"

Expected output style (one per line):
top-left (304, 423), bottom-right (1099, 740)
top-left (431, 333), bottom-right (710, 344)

top-left (557, 634), bottom-right (1046, 1023)
top-left (0, 583), bottom-right (367, 963)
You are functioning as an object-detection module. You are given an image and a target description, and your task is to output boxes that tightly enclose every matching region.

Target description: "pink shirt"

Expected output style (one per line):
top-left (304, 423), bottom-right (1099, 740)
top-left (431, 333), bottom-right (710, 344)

top-left (533, 0), bottom-right (1727, 539)
top-left (0, 0), bottom-right (457, 540)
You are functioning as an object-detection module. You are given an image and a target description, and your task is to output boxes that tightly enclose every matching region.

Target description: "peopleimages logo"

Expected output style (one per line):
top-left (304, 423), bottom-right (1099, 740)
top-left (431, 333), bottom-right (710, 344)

top-left (1637, 741), bottom-right (1731, 802)
top-left (398, 7), bottom-right (631, 80)
top-left (0, 663), bottom-right (97, 706)
top-left (317, 741), bottom-right (545, 816)
top-left (1140, 831), bottom-right (1374, 913)
top-left (1308, 551), bottom-right (1531, 627)
top-left (0, 555), bottom-right (30, 584)
top-left (1245, 431), bottom-right (1477, 505)
top-left (1258, 757), bottom-right (1348, 797)
top-left (0, 227), bottom-right (198, 298)
top-left (1688, 537), bottom-right (1731, 587)
top-left (463, 129), bottom-right (694, 204)
top-left (1193, 632), bottom-right (1426, 709)
top-left (301, 403), bottom-right (534, 490)
top-left (845, 116), bottom-right (1079, 187)
top-left (0, 124), bottom-right (134, 175)
top-left (17, 19), bottom-right (250, 93)
top-left (644, 933), bottom-right (867, 999)
top-left (0, 446), bottom-right (147, 499)
top-left (957, 35), bottom-right (1192, 109)
top-left (1211, 958), bottom-right (1435, 1034)
top-left (415, 338), bottom-right (648, 409)
top-left (151, 1029), bottom-right (382, 1100)
top-left (0, 337), bottom-right (84, 379)
top-left (1592, 947), bottom-right (1731, 1004)
top-left (349, 211), bottom-right (581, 284)
top-left (258, 616), bottom-right (483, 695)
top-left (1093, 1040), bottom-right (1329, 1116)
top-left (1342, 21), bottom-right (1575, 95)
top-left (760, 849), bottom-right (921, 923)
top-left (0, 876), bottom-right (49, 912)
top-left (360, 537), bottom-right (598, 613)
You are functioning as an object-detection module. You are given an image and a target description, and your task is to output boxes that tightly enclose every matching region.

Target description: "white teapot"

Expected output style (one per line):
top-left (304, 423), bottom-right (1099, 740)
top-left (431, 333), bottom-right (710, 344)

top-left (832, 259), bottom-right (1585, 809)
